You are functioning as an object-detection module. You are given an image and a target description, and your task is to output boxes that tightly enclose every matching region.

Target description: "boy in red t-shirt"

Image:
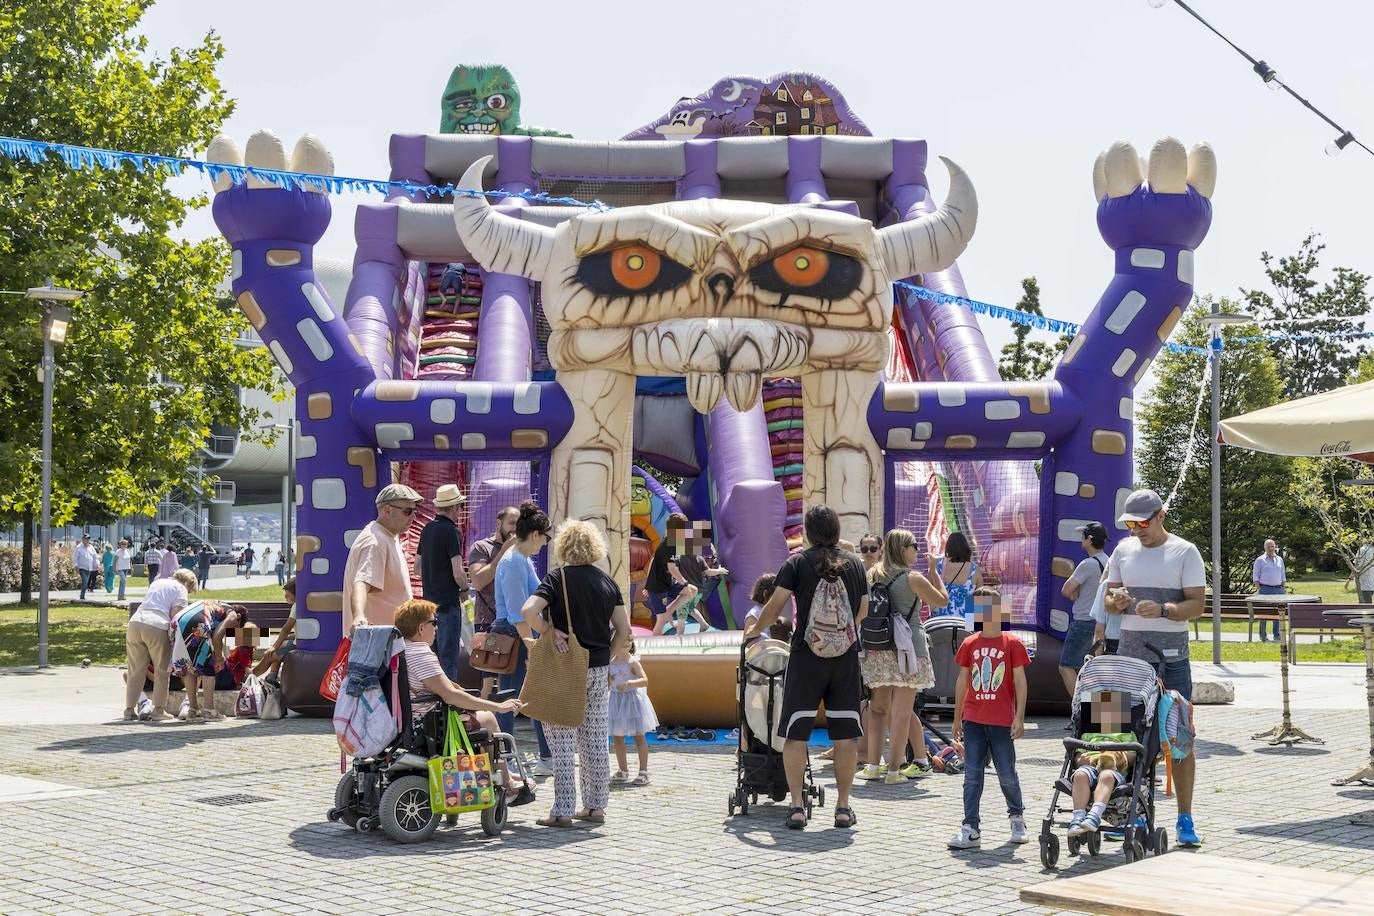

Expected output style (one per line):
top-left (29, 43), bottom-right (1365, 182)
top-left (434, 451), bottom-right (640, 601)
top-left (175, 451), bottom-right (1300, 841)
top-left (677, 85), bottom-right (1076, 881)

top-left (949, 587), bottom-right (1030, 850)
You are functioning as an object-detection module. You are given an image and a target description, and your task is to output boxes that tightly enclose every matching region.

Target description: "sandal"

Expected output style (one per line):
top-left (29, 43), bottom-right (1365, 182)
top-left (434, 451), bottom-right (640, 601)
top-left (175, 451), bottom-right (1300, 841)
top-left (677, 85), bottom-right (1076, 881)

top-left (611, 770), bottom-right (629, 783)
top-left (833, 807), bottom-right (857, 829)
top-left (630, 772), bottom-right (650, 786)
top-left (536, 816), bottom-right (576, 828)
top-left (573, 808), bottom-right (606, 824)
top-left (509, 784), bottom-right (536, 807)
top-left (786, 806), bottom-right (808, 830)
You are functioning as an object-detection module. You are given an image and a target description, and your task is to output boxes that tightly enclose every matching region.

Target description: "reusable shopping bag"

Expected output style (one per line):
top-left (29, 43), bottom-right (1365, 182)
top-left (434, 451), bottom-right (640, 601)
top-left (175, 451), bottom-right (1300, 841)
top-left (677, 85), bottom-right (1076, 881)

top-left (428, 709), bottom-right (497, 814)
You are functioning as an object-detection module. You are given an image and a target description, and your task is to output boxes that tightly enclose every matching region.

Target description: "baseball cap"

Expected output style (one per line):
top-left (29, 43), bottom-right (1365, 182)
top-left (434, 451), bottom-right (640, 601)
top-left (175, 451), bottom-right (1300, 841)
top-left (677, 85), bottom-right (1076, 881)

top-left (1117, 489), bottom-right (1164, 524)
top-left (1077, 522), bottom-right (1109, 540)
top-left (375, 483), bottom-right (423, 506)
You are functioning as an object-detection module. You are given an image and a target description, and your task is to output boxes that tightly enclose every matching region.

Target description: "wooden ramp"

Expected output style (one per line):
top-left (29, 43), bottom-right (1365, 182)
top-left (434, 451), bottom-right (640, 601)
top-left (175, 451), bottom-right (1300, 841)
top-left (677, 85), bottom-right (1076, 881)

top-left (1020, 853), bottom-right (1374, 915)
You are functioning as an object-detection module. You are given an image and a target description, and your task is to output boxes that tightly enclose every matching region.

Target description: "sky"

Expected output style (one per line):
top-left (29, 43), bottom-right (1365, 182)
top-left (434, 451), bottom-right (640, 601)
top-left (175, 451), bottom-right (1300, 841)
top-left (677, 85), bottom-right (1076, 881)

top-left (136, 0), bottom-right (1374, 379)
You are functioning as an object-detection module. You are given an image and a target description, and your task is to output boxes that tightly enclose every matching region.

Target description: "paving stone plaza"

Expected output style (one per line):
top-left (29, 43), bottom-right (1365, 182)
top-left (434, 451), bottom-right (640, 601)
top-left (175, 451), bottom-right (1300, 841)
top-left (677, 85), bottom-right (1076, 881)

top-left (1, 664), bottom-right (1373, 914)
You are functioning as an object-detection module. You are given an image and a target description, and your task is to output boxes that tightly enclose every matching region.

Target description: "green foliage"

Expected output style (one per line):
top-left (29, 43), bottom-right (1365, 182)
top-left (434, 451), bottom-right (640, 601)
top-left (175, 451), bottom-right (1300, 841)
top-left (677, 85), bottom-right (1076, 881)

top-left (1240, 234), bottom-right (1370, 399)
top-left (997, 277), bottom-right (1070, 381)
top-left (1289, 458), bottom-right (1374, 580)
top-left (0, 1), bottom-right (276, 526)
top-left (1136, 297), bottom-right (1310, 591)
top-left (0, 545), bottom-right (80, 592)
top-left (1353, 351), bottom-right (1374, 385)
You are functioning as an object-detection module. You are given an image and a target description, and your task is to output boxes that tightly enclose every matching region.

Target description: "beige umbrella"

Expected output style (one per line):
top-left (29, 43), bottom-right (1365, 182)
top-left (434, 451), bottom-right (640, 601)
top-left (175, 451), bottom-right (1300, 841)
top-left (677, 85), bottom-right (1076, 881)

top-left (1219, 380), bottom-right (1374, 461)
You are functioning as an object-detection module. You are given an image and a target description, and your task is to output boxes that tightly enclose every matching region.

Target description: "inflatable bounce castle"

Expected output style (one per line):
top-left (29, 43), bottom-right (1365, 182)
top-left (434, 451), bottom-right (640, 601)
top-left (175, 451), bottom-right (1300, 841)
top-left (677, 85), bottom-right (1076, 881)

top-left (208, 67), bottom-right (1214, 715)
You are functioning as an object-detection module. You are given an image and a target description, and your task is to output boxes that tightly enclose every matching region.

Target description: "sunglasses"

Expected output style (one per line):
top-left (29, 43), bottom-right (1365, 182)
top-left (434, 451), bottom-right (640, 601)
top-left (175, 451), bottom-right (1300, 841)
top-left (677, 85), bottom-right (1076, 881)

top-left (860, 546), bottom-right (880, 554)
top-left (387, 504), bottom-right (417, 516)
top-left (1124, 512), bottom-right (1159, 531)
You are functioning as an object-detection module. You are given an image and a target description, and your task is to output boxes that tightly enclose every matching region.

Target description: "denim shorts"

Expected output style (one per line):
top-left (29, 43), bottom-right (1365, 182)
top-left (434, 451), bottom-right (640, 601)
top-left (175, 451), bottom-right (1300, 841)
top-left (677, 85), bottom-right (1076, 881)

top-left (1162, 657), bottom-right (1192, 702)
top-left (646, 583), bottom-right (684, 617)
top-left (1074, 763), bottom-right (1126, 790)
top-left (1059, 619), bottom-right (1097, 670)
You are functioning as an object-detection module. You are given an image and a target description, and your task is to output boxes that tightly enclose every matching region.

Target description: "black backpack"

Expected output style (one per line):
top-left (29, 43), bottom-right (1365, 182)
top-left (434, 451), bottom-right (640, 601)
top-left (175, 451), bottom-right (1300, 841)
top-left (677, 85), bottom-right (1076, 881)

top-left (861, 575), bottom-right (898, 650)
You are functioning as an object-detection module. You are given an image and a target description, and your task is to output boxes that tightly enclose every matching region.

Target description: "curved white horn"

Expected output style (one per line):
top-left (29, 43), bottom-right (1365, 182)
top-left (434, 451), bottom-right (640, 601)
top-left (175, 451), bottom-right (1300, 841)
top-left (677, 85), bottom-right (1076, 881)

top-left (451, 156), bottom-right (554, 281)
top-left (878, 156), bottom-right (978, 280)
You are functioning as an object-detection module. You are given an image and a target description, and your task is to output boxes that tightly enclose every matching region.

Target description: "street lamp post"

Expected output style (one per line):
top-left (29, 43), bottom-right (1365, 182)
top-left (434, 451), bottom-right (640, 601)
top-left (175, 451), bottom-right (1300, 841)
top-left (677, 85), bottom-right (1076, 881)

top-left (1204, 309), bottom-right (1253, 666)
top-left (24, 282), bottom-right (84, 669)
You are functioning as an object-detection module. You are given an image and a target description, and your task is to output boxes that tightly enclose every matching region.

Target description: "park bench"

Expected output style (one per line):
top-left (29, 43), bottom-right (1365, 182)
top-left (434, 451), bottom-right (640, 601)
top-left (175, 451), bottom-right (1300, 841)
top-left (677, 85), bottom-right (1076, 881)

top-left (1290, 601), bottom-right (1374, 662)
top-left (1190, 592), bottom-right (1265, 640)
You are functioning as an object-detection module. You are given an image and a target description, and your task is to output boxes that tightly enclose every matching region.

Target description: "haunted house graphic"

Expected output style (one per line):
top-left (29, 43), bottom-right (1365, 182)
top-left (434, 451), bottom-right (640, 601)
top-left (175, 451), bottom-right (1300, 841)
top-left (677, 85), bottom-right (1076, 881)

top-left (747, 78), bottom-right (840, 135)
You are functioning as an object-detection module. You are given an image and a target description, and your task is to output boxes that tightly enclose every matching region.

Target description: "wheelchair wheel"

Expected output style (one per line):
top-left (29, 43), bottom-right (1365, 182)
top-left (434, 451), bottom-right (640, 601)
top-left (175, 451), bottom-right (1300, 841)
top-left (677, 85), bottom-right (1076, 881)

top-left (379, 775), bottom-right (438, 844)
top-left (480, 795), bottom-right (508, 837)
top-left (1039, 834), bottom-right (1060, 869)
top-left (332, 771), bottom-right (360, 829)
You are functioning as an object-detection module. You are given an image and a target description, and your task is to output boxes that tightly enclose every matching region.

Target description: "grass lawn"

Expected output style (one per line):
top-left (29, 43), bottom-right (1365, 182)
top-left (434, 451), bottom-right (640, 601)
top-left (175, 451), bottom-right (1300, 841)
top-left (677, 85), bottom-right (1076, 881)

top-left (200, 582), bottom-right (290, 601)
top-left (0, 604), bottom-right (129, 667)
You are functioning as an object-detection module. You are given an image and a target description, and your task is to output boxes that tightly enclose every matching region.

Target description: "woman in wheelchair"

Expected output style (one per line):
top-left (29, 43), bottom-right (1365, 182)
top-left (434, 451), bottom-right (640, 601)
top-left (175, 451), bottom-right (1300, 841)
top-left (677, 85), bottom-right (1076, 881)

top-left (1067, 689), bottom-right (1137, 837)
top-left (396, 599), bottom-right (529, 801)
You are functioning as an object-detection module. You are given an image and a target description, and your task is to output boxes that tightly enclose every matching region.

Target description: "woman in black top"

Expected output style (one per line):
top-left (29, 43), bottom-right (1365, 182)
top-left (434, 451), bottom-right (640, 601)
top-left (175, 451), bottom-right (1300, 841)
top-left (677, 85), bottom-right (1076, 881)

top-left (520, 519), bottom-right (630, 828)
top-left (746, 505), bottom-right (868, 831)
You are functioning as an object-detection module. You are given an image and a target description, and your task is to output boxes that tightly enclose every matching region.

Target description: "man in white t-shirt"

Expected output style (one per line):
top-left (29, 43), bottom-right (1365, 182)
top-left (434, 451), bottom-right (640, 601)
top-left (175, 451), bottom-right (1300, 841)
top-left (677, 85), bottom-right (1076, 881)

top-left (74, 534), bottom-right (99, 600)
top-left (1103, 489), bottom-right (1206, 848)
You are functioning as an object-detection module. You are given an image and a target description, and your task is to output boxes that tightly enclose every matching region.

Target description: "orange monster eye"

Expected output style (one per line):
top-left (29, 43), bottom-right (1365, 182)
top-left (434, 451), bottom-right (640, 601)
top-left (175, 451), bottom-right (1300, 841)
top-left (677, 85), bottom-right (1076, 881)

top-left (609, 246), bottom-right (662, 291)
top-left (771, 247), bottom-right (830, 287)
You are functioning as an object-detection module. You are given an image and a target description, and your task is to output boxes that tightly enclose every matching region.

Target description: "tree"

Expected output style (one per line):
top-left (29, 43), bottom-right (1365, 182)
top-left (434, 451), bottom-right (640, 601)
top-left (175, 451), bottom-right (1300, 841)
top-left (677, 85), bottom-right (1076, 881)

top-left (1240, 234), bottom-right (1370, 399)
top-left (0, 1), bottom-right (276, 600)
top-left (1136, 298), bottom-right (1310, 591)
top-left (998, 277), bottom-right (1071, 381)
top-left (1290, 458), bottom-right (1374, 588)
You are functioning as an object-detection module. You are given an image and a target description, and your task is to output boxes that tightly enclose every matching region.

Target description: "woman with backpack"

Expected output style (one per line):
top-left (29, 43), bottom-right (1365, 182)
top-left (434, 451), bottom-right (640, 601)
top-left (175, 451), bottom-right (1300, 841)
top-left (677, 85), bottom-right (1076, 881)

top-left (857, 528), bottom-right (949, 784)
top-left (744, 505), bottom-right (868, 831)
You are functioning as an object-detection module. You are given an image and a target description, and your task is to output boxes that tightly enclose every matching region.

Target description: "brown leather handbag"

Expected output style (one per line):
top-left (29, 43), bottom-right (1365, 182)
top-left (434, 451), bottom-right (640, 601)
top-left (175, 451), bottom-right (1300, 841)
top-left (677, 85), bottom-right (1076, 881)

top-left (468, 631), bottom-right (520, 675)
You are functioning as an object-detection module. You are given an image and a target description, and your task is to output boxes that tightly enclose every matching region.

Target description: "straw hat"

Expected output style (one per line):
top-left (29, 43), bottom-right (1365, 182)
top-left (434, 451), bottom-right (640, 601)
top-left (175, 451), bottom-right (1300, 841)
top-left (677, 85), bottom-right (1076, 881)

top-left (434, 484), bottom-right (467, 508)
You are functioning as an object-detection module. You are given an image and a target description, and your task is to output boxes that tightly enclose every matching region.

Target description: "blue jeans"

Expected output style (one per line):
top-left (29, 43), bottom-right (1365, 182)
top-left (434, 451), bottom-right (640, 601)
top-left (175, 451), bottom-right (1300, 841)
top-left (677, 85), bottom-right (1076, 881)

top-left (961, 721), bottom-right (1024, 830)
top-left (433, 604), bottom-right (462, 684)
top-left (115, 570), bottom-right (128, 600)
top-left (1257, 584), bottom-right (1285, 638)
top-left (492, 620), bottom-right (551, 760)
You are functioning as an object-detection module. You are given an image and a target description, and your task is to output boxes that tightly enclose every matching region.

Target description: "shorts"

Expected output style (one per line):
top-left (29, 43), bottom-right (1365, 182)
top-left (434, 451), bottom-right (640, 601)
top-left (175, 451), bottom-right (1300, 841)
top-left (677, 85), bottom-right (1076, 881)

top-left (1162, 657), bottom-right (1192, 702)
top-left (273, 639), bottom-right (296, 661)
top-left (1073, 763), bottom-right (1126, 790)
top-left (778, 646), bottom-right (864, 741)
top-left (646, 583), bottom-right (684, 618)
top-left (1059, 619), bottom-right (1097, 671)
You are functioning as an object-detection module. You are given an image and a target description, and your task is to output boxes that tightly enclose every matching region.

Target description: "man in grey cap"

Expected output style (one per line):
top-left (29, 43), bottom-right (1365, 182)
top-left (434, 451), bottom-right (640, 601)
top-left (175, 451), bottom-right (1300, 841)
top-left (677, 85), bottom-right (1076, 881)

top-left (345, 483), bottom-right (421, 631)
top-left (1102, 488), bottom-right (1206, 847)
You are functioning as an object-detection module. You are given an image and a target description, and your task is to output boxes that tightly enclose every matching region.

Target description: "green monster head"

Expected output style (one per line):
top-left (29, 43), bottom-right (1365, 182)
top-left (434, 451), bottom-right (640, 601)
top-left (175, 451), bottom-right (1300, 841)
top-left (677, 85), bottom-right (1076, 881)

top-left (440, 65), bottom-right (523, 135)
top-left (630, 479), bottom-right (651, 517)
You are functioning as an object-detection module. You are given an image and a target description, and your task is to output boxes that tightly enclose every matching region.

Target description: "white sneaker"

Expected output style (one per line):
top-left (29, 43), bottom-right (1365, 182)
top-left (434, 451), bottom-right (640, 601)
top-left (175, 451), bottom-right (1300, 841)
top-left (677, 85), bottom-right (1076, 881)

top-left (177, 700), bottom-right (191, 721)
top-left (530, 759), bottom-right (555, 777)
top-left (1009, 814), bottom-right (1030, 844)
top-left (948, 825), bottom-right (981, 849)
top-left (857, 764), bottom-right (883, 781)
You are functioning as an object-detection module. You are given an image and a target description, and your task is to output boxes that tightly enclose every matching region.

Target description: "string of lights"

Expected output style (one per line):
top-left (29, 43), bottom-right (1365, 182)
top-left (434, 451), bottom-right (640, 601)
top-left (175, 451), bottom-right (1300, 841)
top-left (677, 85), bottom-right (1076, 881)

top-left (1149, 0), bottom-right (1370, 158)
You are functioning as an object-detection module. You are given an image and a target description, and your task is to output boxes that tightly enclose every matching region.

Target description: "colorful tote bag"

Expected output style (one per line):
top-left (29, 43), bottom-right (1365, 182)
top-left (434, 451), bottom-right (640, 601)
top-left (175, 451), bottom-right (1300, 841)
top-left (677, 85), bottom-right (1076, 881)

top-left (428, 709), bottom-right (497, 814)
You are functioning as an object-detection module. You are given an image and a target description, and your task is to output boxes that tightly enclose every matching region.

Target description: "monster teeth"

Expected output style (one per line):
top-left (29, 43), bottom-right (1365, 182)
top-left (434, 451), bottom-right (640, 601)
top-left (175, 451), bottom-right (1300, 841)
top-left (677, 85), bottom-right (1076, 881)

top-left (725, 371), bottom-right (763, 412)
top-left (686, 372), bottom-right (725, 413)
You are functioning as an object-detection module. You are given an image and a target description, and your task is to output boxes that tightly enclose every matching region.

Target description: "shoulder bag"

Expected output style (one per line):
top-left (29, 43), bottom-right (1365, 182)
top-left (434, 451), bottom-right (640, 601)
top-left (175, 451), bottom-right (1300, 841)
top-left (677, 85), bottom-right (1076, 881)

top-left (518, 569), bottom-right (590, 727)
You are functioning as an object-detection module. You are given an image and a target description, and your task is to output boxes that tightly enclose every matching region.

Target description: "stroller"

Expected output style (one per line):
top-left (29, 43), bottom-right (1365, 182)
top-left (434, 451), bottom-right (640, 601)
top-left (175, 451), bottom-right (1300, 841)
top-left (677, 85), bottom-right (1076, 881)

top-left (327, 631), bottom-right (524, 844)
top-left (914, 616), bottom-right (968, 773)
top-left (728, 638), bottom-right (824, 817)
top-left (1037, 653), bottom-right (1166, 868)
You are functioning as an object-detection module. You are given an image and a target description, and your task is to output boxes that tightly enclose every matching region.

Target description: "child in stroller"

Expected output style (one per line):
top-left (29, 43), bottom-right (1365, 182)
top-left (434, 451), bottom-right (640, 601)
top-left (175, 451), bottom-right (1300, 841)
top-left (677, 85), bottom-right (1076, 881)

top-left (329, 603), bottom-right (531, 844)
top-left (728, 633), bottom-right (824, 818)
top-left (1038, 653), bottom-right (1167, 867)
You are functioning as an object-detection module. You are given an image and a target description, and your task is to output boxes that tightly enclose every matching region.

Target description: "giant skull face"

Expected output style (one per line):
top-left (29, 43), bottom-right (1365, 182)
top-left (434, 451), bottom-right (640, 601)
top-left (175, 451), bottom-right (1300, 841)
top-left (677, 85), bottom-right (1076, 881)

top-left (453, 156), bottom-right (975, 412)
